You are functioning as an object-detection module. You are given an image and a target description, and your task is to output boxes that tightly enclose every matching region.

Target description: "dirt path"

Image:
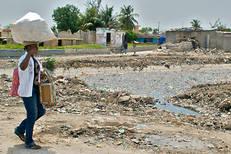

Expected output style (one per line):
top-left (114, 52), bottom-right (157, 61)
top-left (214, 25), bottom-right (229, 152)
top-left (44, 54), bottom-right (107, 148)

top-left (1, 105), bottom-right (231, 154)
top-left (1, 106), bottom-right (154, 154)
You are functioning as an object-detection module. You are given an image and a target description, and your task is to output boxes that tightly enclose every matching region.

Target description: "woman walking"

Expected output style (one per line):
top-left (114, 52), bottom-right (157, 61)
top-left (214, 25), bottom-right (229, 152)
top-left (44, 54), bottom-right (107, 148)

top-left (14, 42), bottom-right (45, 149)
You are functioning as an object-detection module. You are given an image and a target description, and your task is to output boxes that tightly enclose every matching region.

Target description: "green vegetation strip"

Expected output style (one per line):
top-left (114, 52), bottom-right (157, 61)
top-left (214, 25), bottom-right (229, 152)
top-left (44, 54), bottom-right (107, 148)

top-left (0, 44), bottom-right (105, 50)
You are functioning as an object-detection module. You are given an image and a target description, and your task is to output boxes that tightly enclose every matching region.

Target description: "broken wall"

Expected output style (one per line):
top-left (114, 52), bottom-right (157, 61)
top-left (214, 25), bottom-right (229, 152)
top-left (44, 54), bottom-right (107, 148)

top-left (166, 31), bottom-right (231, 51)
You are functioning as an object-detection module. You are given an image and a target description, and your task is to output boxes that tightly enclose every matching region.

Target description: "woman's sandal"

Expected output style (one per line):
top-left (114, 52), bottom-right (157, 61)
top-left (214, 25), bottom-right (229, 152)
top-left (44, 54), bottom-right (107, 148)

top-left (14, 129), bottom-right (25, 142)
top-left (26, 143), bottom-right (42, 150)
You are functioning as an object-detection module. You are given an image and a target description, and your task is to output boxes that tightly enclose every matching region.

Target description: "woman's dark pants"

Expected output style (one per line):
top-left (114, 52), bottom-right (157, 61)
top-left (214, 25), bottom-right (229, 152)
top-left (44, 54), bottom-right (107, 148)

top-left (15, 85), bottom-right (46, 146)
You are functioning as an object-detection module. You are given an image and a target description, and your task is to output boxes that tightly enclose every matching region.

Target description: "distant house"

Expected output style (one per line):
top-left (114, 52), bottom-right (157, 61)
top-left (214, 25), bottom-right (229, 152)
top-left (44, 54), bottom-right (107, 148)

top-left (166, 30), bottom-right (231, 51)
top-left (56, 30), bottom-right (82, 46)
top-left (79, 30), bottom-right (96, 44)
top-left (0, 28), bottom-right (14, 44)
top-left (96, 28), bottom-right (125, 47)
top-left (136, 33), bottom-right (166, 44)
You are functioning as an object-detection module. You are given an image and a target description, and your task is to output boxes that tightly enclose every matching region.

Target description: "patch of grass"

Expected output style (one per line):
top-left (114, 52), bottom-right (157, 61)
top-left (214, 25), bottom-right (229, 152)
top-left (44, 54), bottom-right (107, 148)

top-left (0, 44), bottom-right (24, 49)
top-left (0, 43), bottom-right (155, 50)
top-left (41, 44), bottom-right (105, 49)
top-left (0, 44), bottom-right (105, 50)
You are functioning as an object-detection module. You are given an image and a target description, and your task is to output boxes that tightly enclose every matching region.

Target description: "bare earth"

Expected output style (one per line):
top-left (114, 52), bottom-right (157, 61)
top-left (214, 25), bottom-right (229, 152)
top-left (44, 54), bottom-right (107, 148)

top-left (0, 50), bottom-right (231, 154)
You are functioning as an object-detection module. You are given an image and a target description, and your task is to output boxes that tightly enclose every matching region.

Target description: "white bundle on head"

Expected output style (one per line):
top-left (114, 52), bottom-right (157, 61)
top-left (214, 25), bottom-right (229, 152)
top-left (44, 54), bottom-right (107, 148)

top-left (11, 12), bottom-right (56, 44)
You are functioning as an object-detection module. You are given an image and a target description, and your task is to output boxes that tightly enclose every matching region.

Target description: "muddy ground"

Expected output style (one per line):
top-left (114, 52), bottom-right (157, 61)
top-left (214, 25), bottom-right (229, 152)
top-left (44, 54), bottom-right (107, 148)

top-left (0, 50), bottom-right (231, 154)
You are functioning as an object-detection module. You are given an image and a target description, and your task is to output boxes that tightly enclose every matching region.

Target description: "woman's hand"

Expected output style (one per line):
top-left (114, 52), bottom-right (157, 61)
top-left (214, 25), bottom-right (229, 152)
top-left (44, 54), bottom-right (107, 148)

top-left (20, 54), bottom-right (31, 71)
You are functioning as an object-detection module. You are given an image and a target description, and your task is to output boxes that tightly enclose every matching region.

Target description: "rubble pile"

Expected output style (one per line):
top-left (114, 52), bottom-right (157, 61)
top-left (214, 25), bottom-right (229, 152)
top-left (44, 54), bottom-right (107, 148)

top-left (57, 58), bottom-right (150, 71)
top-left (56, 51), bottom-right (231, 71)
top-left (163, 41), bottom-right (193, 52)
top-left (170, 82), bottom-right (231, 130)
top-left (171, 83), bottom-right (231, 113)
top-left (161, 41), bottom-right (226, 55)
top-left (193, 48), bottom-right (225, 55)
top-left (53, 76), bottom-right (154, 114)
top-left (1, 49), bottom-right (231, 71)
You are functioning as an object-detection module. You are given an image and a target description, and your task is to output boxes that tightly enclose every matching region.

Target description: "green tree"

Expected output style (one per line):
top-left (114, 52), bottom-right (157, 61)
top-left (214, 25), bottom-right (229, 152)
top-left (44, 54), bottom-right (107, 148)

top-left (100, 5), bottom-right (118, 29)
top-left (152, 28), bottom-right (159, 34)
top-left (126, 31), bottom-right (137, 42)
top-left (52, 4), bottom-right (80, 33)
top-left (87, 0), bottom-right (102, 12)
top-left (79, 0), bottom-right (104, 31)
top-left (79, 7), bottom-right (103, 31)
top-left (190, 19), bottom-right (202, 31)
top-left (118, 5), bottom-right (139, 31)
top-left (140, 27), bottom-right (153, 34)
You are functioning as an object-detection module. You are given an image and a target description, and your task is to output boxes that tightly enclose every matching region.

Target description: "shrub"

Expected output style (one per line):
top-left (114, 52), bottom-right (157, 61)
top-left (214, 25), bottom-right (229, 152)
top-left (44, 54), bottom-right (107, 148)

top-left (126, 31), bottom-right (137, 43)
top-left (43, 57), bottom-right (56, 71)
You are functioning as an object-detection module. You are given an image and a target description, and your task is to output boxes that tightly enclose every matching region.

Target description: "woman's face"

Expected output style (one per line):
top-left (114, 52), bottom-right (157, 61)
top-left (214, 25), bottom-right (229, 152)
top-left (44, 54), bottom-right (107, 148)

top-left (27, 44), bottom-right (38, 55)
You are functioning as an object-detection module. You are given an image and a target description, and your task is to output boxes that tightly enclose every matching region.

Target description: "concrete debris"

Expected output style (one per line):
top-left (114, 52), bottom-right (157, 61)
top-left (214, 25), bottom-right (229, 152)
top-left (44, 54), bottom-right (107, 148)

top-left (118, 96), bottom-right (130, 103)
top-left (164, 41), bottom-right (193, 52)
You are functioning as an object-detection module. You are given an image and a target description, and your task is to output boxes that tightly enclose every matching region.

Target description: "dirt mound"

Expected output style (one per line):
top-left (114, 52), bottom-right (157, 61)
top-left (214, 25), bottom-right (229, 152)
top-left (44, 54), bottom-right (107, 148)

top-left (54, 76), bottom-right (154, 114)
top-left (163, 41), bottom-right (193, 52)
top-left (171, 83), bottom-right (231, 113)
top-left (56, 52), bottom-right (231, 71)
top-left (170, 82), bottom-right (231, 130)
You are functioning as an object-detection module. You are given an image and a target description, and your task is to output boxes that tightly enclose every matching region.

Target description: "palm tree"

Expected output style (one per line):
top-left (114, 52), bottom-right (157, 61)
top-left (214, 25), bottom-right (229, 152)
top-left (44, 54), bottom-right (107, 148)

top-left (118, 5), bottom-right (139, 31)
top-left (79, 6), bottom-right (103, 31)
top-left (87, 0), bottom-right (102, 12)
top-left (209, 19), bottom-right (231, 31)
top-left (191, 19), bottom-right (202, 31)
top-left (100, 5), bottom-right (118, 29)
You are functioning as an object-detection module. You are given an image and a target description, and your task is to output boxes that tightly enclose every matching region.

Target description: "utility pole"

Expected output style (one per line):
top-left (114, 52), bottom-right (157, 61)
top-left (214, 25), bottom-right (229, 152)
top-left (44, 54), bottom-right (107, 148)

top-left (158, 22), bottom-right (160, 33)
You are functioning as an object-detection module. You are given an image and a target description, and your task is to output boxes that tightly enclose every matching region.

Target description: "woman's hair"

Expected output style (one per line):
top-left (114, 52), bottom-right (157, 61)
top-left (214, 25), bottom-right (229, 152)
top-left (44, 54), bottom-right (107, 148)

top-left (24, 44), bottom-right (38, 51)
top-left (24, 45), bottom-right (28, 51)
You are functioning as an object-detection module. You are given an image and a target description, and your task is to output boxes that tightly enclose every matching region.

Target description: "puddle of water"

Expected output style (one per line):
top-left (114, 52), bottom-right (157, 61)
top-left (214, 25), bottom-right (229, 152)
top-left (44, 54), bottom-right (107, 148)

top-left (155, 102), bottom-right (200, 116)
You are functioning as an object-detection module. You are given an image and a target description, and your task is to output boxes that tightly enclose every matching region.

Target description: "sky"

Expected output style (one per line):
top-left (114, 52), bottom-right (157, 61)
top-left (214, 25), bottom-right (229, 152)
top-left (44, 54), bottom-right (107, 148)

top-left (0, 0), bottom-right (230, 31)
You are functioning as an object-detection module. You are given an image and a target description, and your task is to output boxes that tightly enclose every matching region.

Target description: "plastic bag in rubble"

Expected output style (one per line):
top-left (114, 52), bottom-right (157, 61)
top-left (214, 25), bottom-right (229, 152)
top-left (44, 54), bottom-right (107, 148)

top-left (11, 12), bottom-right (56, 44)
